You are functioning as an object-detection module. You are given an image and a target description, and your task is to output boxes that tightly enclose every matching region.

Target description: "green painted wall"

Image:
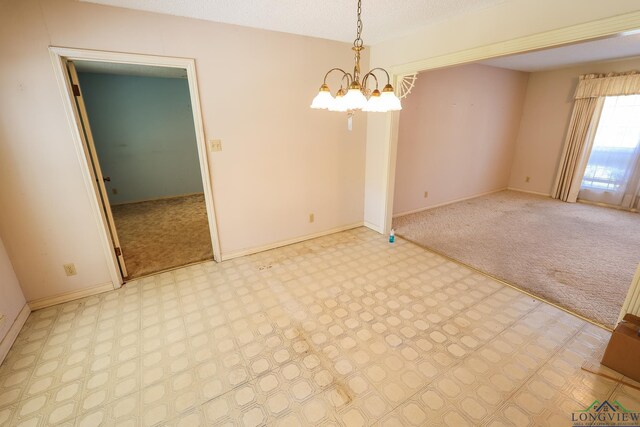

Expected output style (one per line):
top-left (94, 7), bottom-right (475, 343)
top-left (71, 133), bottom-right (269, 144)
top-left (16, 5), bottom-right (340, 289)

top-left (78, 72), bottom-right (203, 204)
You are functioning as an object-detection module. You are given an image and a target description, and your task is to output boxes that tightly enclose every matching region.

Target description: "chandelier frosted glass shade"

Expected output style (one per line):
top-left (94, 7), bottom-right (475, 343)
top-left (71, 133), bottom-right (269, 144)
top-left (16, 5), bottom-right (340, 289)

top-left (380, 84), bottom-right (402, 111)
top-left (310, 84), bottom-right (334, 110)
top-left (363, 89), bottom-right (385, 112)
top-left (343, 87), bottom-right (368, 110)
top-left (328, 89), bottom-right (348, 112)
top-left (311, 78), bottom-right (402, 113)
top-left (309, 0), bottom-right (401, 114)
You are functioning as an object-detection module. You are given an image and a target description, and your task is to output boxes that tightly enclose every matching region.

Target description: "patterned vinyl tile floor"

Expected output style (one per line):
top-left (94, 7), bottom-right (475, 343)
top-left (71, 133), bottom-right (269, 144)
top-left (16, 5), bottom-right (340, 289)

top-left (0, 227), bottom-right (638, 426)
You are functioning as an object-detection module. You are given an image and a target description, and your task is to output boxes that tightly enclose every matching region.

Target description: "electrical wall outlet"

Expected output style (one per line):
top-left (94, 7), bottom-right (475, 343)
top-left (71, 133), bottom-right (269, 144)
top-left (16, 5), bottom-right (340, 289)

top-left (525, 176), bottom-right (531, 183)
top-left (209, 139), bottom-right (222, 152)
top-left (424, 191), bottom-right (429, 199)
top-left (112, 188), bottom-right (118, 195)
top-left (309, 213), bottom-right (314, 223)
top-left (63, 263), bottom-right (77, 276)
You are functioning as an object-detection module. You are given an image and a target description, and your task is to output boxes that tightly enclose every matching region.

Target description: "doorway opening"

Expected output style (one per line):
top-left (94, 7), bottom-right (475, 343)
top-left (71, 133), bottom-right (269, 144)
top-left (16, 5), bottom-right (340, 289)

top-left (387, 33), bottom-right (640, 329)
top-left (75, 60), bottom-right (215, 279)
top-left (51, 48), bottom-right (221, 285)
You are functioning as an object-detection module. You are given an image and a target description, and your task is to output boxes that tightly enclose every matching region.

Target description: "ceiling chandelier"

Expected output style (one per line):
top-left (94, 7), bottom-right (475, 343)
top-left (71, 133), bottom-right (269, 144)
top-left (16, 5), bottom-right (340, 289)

top-left (310, 0), bottom-right (402, 113)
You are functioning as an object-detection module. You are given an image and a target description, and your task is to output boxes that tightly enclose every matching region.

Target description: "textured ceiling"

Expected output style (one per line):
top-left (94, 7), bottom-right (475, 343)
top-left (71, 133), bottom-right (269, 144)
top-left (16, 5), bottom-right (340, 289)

top-left (480, 33), bottom-right (640, 72)
top-left (80, 0), bottom-right (510, 44)
top-left (74, 60), bottom-right (187, 78)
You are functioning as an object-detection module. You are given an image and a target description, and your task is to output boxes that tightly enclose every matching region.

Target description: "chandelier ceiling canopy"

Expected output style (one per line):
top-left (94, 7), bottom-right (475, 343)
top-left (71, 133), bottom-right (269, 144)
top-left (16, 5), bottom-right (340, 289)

top-left (310, 0), bottom-right (402, 113)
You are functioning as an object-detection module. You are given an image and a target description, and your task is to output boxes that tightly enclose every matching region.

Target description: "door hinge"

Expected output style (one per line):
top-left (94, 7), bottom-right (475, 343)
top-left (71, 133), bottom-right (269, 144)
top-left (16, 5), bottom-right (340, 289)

top-left (72, 84), bottom-right (81, 97)
top-left (115, 247), bottom-right (122, 256)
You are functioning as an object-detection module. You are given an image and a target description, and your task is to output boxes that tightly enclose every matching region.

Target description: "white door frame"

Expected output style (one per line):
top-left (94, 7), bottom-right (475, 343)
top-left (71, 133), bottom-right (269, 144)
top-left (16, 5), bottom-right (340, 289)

top-left (49, 46), bottom-right (223, 288)
top-left (378, 11), bottom-right (640, 234)
top-left (66, 60), bottom-right (130, 278)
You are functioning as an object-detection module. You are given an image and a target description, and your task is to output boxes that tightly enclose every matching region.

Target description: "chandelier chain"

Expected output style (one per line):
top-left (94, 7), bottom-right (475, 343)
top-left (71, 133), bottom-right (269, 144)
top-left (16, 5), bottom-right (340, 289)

top-left (354, 0), bottom-right (363, 48)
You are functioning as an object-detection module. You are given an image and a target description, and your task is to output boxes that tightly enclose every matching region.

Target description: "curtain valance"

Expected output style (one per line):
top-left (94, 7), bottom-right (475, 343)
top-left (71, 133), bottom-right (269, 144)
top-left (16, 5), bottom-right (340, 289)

top-left (574, 71), bottom-right (640, 99)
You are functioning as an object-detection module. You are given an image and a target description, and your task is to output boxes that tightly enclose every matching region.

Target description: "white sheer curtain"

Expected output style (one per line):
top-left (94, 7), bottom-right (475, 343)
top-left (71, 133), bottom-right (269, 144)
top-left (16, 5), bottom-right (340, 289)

top-left (578, 95), bottom-right (640, 210)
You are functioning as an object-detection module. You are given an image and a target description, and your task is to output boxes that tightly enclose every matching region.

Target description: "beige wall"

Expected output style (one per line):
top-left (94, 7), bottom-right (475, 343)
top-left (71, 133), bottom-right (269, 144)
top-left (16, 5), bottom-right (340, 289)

top-left (393, 64), bottom-right (528, 215)
top-left (508, 56), bottom-right (640, 195)
top-left (0, 0), bottom-right (367, 302)
top-left (1, 0), bottom-right (638, 304)
top-left (0, 235), bottom-right (26, 348)
top-left (365, 0), bottom-right (640, 232)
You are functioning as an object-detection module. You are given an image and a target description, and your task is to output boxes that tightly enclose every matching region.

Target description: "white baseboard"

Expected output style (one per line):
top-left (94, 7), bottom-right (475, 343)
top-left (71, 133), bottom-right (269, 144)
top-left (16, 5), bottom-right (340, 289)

top-left (221, 222), bottom-right (364, 261)
top-left (393, 188), bottom-right (508, 218)
top-left (0, 304), bottom-right (31, 364)
top-left (363, 221), bottom-right (385, 234)
top-left (28, 282), bottom-right (114, 311)
top-left (507, 187), bottom-right (552, 197)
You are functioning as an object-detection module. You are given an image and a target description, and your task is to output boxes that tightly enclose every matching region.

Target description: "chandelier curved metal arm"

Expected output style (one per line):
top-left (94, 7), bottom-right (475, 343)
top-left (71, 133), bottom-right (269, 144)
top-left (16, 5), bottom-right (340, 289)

top-left (322, 68), bottom-right (353, 86)
top-left (362, 72), bottom-right (379, 94)
top-left (310, 0), bottom-right (402, 113)
top-left (363, 67), bottom-right (391, 87)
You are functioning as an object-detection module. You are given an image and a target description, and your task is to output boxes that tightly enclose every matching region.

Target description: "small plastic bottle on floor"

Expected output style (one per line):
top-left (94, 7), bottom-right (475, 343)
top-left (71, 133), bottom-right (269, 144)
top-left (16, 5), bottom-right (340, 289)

top-left (389, 229), bottom-right (395, 243)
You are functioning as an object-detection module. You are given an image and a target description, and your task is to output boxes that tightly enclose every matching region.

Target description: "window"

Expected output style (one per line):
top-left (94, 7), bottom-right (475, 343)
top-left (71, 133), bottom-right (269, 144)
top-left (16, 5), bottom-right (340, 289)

top-left (579, 94), bottom-right (640, 209)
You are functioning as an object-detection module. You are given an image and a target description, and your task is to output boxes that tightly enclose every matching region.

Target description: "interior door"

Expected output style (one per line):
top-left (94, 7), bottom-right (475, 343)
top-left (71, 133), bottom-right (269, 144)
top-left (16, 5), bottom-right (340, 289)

top-left (66, 61), bottom-right (129, 278)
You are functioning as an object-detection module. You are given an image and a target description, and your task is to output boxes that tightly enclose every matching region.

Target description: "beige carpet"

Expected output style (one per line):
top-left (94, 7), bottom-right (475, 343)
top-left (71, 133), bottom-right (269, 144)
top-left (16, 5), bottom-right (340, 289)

top-left (112, 193), bottom-right (213, 278)
top-left (393, 190), bottom-right (640, 328)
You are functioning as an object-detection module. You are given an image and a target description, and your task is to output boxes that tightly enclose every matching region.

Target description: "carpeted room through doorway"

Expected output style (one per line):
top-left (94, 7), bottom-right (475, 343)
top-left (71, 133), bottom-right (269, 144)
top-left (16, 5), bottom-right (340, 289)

top-left (112, 193), bottom-right (213, 278)
top-left (393, 190), bottom-right (640, 328)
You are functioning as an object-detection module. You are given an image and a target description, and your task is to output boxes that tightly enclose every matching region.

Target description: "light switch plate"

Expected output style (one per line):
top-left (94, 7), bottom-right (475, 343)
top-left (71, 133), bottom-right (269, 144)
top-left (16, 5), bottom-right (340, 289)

top-left (209, 139), bottom-right (222, 152)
